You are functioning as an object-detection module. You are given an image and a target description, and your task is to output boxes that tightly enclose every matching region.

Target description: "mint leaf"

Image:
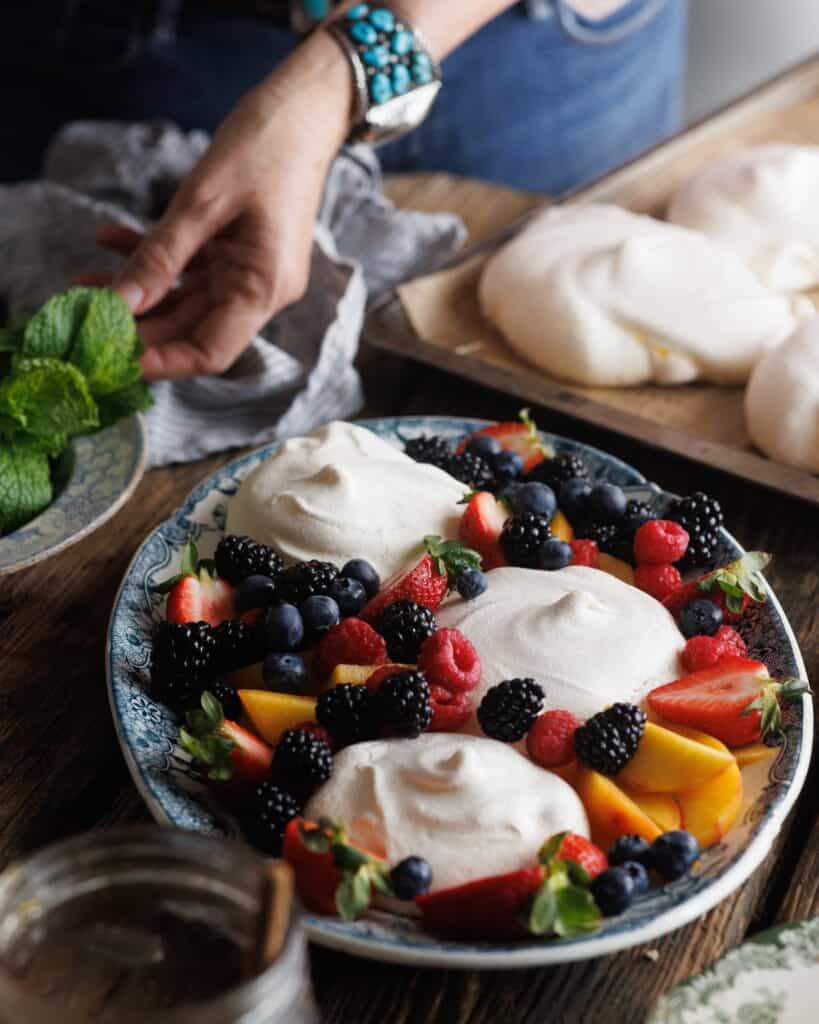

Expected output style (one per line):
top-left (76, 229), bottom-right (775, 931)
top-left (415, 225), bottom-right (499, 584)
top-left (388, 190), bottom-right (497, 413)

top-left (553, 885), bottom-right (601, 937)
top-left (332, 844), bottom-right (371, 872)
top-left (335, 868), bottom-right (372, 921)
top-left (0, 358), bottom-right (99, 455)
top-left (23, 287), bottom-right (94, 360)
top-left (68, 289), bottom-right (140, 395)
top-left (527, 882), bottom-right (558, 935)
top-left (96, 381), bottom-right (153, 429)
top-left (0, 438), bottom-right (53, 534)
top-left (0, 326), bottom-right (23, 354)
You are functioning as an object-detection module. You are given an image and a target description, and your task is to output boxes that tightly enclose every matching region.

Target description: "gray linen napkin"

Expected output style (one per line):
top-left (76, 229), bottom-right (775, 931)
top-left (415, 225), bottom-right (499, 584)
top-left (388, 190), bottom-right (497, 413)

top-left (0, 121), bottom-right (465, 466)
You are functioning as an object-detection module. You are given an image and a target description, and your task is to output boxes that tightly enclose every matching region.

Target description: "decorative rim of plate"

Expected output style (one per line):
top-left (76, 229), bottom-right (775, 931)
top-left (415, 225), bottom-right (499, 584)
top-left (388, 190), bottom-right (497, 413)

top-left (106, 417), bottom-right (812, 969)
top-left (0, 415), bottom-right (148, 577)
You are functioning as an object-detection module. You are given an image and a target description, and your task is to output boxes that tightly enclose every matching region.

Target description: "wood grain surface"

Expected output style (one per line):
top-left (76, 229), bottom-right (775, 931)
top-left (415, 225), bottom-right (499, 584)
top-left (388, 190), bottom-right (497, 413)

top-left (0, 175), bottom-right (816, 1024)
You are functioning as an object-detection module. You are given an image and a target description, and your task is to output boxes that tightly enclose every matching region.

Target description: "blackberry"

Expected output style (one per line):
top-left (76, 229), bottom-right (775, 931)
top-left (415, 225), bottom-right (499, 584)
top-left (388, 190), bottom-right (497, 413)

top-left (477, 678), bottom-right (545, 742)
top-left (241, 781), bottom-right (302, 856)
top-left (607, 500), bottom-right (658, 565)
top-left (277, 560), bottom-right (339, 606)
top-left (526, 451), bottom-right (590, 489)
top-left (208, 679), bottom-right (242, 722)
top-left (667, 492), bottom-right (724, 571)
top-left (499, 512), bottom-right (552, 569)
top-left (404, 435), bottom-right (453, 471)
top-left (273, 728), bottom-right (333, 791)
top-left (214, 534), bottom-right (283, 585)
top-left (575, 703), bottom-right (647, 776)
top-left (378, 600), bottom-right (437, 662)
top-left (446, 451), bottom-right (495, 490)
top-left (580, 521), bottom-right (633, 563)
top-left (376, 670), bottom-right (433, 738)
top-left (316, 683), bottom-right (377, 746)
top-left (213, 618), bottom-right (265, 673)
top-left (150, 620), bottom-right (217, 710)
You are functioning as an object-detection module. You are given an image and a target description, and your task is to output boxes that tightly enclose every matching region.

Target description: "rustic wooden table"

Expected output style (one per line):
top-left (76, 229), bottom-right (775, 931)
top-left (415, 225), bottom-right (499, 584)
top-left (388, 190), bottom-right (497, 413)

top-left (1, 176), bottom-right (817, 1023)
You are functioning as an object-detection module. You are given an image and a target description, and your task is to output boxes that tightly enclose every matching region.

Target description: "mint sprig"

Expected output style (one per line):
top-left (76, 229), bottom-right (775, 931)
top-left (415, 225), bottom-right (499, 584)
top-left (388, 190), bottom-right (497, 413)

top-left (525, 832), bottom-right (601, 938)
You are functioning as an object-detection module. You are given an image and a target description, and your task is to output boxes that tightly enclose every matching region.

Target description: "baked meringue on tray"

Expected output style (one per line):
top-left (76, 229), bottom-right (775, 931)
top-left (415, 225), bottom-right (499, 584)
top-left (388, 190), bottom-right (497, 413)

top-left (478, 203), bottom-right (810, 387)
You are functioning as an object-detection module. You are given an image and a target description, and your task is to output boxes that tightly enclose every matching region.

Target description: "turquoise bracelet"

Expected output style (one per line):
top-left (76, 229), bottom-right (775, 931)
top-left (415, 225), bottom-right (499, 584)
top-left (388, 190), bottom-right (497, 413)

top-left (327, 5), bottom-right (442, 145)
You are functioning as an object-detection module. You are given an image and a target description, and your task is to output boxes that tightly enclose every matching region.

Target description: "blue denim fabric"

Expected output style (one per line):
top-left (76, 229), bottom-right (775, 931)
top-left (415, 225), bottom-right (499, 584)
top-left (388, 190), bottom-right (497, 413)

top-left (0, 1), bottom-right (687, 191)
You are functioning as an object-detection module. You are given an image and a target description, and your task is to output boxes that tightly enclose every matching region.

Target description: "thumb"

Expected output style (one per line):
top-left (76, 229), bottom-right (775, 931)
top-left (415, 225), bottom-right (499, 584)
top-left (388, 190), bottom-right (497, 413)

top-left (113, 195), bottom-right (226, 314)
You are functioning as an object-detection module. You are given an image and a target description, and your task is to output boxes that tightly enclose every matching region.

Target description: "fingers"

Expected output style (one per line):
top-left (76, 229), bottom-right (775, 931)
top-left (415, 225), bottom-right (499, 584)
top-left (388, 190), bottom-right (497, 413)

top-left (136, 285), bottom-right (211, 349)
top-left (96, 223), bottom-right (143, 256)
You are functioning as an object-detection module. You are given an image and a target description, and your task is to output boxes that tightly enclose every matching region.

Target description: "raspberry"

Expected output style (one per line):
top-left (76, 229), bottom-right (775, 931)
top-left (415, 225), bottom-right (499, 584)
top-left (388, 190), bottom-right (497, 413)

top-left (417, 628), bottom-right (481, 693)
top-left (526, 709), bottom-right (581, 768)
top-left (555, 833), bottom-right (608, 881)
top-left (680, 626), bottom-right (748, 673)
top-left (315, 618), bottom-right (388, 677)
top-left (634, 563), bottom-right (683, 602)
top-left (569, 539), bottom-right (600, 569)
top-left (428, 685), bottom-right (475, 731)
top-left (633, 520), bottom-right (689, 565)
top-left (716, 625), bottom-right (748, 658)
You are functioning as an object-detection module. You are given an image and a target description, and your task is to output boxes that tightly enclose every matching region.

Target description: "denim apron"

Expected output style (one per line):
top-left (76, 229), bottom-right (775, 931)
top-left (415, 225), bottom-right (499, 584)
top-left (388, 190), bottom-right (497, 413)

top-left (0, 0), bottom-right (687, 190)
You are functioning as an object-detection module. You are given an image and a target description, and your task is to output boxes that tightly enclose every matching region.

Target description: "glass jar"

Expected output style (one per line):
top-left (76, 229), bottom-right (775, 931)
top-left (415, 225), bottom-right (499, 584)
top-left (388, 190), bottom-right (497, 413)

top-left (0, 828), bottom-right (319, 1024)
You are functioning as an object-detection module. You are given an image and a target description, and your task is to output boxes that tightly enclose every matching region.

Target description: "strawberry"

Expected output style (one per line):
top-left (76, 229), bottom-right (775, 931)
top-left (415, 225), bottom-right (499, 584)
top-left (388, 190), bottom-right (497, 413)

top-left (416, 865), bottom-right (545, 939)
top-left (179, 691), bottom-right (272, 789)
top-left (427, 685), bottom-right (475, 731)
top-left (680, 626), bottom-right (747, 673)
top-left (633, 520), bottom-right (689, 566)
top-left (458, 491), bottom-right (509, 570)
top-left (158, 538), bottom-right (237, 627)
top-left (360, 535), bottom-right (481, 623)
top-left (569, 538), bottom-right (600, 569)
top-left (283, 818), bottom-right (391, 919)
top-left (634, 563), bottom-right (682, 602)
top-left (417, 628), bottom-right (481, 693)
top-left (662, 552), bottom-right (771, 624)
top-left (316, 618), bottom-right (387, 677)
top-left (526, 709), bottom-right (581, 768)
top-left (455, 408), bottom-right (549, 473)
top-left (648, 657), bottom-right (809, 746)
top-left (554, 833), bottom-right (608, 881)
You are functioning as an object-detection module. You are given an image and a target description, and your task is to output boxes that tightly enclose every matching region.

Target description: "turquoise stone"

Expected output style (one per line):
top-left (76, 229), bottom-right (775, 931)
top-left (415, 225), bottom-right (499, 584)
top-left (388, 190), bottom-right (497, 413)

top-left (370, 72), bottom-right (393, 104)
top-left (390, 29), bottom-right (414, 56)
top-left (411, 57), bottom-right (433, 84)
top-left (413, 52), bottom-right (432, 69)
top-left (346, 3), bottom-right (369, 19)
top-left (392, 63), bottom-right (411, 95)
top-left (350, 21), bottom-right (377, 45)
top-left (363, 45), bottom-right (390, 68)
top-left (369, 8), bottom-right (395, 32)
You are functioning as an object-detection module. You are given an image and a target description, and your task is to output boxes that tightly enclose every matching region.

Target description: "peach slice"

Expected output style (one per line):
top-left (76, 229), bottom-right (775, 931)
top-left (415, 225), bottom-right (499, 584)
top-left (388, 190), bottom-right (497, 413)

top-left (238, 690), bottom-right (316, 745)
top-left (598, 553), bottom-right (635, 586)
top-left (574, 766), bottom-right (661, 852)
top-left (325, 664), bottom-right (378, 690)
top-left (622, 788), bottom-right (682, 833)
top-left (616, 721), bottom-right (733, 794)
top-left (228, 652), bottom-right (320, 695)
top-left (668, 729), bottom-right (743, 848)
top-left (551, 510), bottom-right (574, 543)
top-left (733, 742), bottom-right (777, 768)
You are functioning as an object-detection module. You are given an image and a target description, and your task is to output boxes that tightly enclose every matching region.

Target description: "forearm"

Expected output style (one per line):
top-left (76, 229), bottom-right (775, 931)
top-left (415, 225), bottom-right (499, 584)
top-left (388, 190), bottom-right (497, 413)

top-left (390, 0), bottom-right (519, 59)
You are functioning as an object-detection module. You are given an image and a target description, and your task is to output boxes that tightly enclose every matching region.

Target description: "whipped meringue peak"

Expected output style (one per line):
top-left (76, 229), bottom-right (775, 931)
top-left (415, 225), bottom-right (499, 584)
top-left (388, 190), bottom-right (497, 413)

top-left (226, 421), bottom-right (466, 580)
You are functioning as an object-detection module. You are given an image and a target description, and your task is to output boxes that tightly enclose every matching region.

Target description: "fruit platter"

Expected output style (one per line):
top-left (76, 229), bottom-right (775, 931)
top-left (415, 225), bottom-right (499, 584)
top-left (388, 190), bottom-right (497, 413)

top-left (107, 414), bottom-right (811, 968)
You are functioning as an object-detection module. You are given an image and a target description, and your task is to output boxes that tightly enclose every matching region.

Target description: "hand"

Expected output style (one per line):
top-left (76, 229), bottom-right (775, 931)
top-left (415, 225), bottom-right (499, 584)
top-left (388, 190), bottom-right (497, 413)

top-left (97, 32), bottom-right (352, 381)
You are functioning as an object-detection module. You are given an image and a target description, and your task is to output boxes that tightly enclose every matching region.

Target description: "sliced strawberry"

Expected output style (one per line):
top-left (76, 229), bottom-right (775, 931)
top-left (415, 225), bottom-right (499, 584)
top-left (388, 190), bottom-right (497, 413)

top-left (179, 691), bottom-right (273, 790)
top-left (648, 657), bottom-right (808, 746)
top-left (416, 865), bottom-right (545, 939)
top-left (158, 538), bottom-right (237, 627)
top-left (458, 491), bottom-right (508, 570)
top-left (662, 552), bottom-right (770, 624)
top-left (455, 408), bottom-right (548, 473)
top-left (555, 833), bottom-right (607, 881)
top-left (360, 536), bottom-right (481, 623)
top-left (283, 819), bottom-right (344, 915)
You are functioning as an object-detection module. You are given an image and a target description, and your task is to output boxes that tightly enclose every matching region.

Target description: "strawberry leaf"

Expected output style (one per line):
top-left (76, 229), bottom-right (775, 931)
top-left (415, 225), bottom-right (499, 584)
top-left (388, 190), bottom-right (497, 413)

top-left (369, 866), bottom-right (395, 898)
top-left (781, 677), bottom-right (811, 703)
top-left (298, 820), bottom-right (334, 855)
top-left (554, 885), bottom-right (600, 937)
top-left (527, 881), bottom-right (557, 936)
top-left (332, 844), bottom-right (371, 872)
top-left (539, 832), bottom-right (567, 865)
top-left (564, 860), bottom-right (591, 887)
top-left (335, 868), bottom-right (372, 921)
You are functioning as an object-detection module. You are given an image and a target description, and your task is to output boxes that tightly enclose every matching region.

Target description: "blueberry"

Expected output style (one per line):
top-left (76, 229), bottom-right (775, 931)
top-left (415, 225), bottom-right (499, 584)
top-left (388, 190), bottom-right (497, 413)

top-left (300, 595), bottom-right (341, 639)
top-left (536, 538), bottom-right (572, 571)
top-left (390, 856), bottom-right (433, 900)
top-left (264, 603), bottom-right (304, 652)
top-left (456, 568), bottom-right (488, 601)
top-left (590, 866), bottom-right (636, 917)
top-left (608, 834), bottom-right (653, 869)
top-left (492, 449), bottom-right (525, 486)
top-left (588, 482), bottom-right (627, 522)
top-left (327, 576), bottom-right (367, 617)
top-left (559, 478), bottom-right (592, 521)
top-left (621, 860), bottom-right (650, 897)
top-left (263, 652), bottom-right (308, 693)
top-left (235, 574), bottom-right (277, 613)
top-left (503, 481), bottom-right (557, 519)
top-left (651, 830), bottom-right (700, 882)
top-left (466, 434), bottom-right (502, 459)
top-left (340, 558), bottom-right (380, 599)
top-left (679, 598), bottom-right (723, 638)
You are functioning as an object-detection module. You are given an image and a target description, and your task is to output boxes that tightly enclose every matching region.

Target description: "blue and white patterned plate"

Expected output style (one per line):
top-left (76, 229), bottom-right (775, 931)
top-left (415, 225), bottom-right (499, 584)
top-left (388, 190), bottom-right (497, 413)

top-left (0, 416), bottom-right (147, 577)
top-left (106, 417), bottom-right (812, 969)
